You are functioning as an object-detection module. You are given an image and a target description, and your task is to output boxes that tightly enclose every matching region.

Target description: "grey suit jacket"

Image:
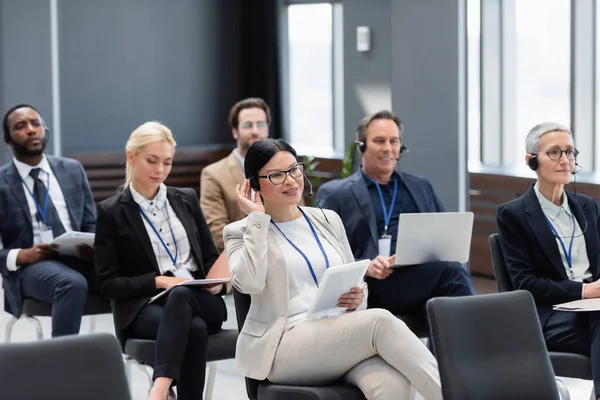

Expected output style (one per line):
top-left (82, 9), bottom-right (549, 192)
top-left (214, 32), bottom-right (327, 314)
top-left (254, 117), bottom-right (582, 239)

top-left (0, 156), bottom-right (96, 316)
top-left (223, 206), bottom-right (367, 380)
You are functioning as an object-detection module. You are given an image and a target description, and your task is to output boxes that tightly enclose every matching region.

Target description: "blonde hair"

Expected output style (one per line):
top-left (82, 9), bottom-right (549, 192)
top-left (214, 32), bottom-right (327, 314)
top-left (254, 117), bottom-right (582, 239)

top-left (124, 121), bottom-right (177, 188)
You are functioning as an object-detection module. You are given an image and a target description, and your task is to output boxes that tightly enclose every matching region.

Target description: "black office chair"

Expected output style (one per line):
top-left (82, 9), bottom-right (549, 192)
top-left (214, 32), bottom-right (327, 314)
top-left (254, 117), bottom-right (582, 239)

top-left (0, 332), bottom-right (131, 400)
top-left (232, 288), bottom-right (365, 400)
top-left (489, 233), bottom-right (593, 381)
top-left (427, 291), bottom-right (568, 400)
top-left (110, 300), bottom-right (238, 400)
top-left (4, 294), bottom-right (112, 342)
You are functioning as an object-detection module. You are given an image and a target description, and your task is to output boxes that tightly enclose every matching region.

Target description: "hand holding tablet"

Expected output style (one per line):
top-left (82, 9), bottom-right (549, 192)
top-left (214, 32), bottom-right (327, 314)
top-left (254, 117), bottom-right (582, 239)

top-left (306, 259), bottom-right (369, 319)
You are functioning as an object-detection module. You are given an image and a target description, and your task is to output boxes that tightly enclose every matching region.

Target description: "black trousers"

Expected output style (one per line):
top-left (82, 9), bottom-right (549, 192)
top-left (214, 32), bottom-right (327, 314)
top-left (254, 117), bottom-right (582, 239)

top-left (543, 310), bottom-right (600, 398)
top-left (366, 261), bottom-right (475, 317)
top-left (131, 286), bottom-right (226, 400)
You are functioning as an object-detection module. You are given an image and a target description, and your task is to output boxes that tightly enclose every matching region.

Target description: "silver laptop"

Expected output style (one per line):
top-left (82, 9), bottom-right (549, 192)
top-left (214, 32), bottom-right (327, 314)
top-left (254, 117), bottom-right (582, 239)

top-left (392, 212), bottom-right (474, 267)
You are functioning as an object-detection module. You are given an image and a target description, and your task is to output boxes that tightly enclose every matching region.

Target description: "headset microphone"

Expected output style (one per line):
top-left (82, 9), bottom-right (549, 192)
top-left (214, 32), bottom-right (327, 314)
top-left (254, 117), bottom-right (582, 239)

top-left (303, 173), bottom-right (330, 223)
top-left (303, 174), bottom-right (314, 197)
top-left (572, 163), bottom-right (583, 175)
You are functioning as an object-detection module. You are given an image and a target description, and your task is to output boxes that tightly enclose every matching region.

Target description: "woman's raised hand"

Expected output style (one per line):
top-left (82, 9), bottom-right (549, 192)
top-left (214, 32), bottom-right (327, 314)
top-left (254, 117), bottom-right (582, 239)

top-left (236, 179), bottom-right (265, 215)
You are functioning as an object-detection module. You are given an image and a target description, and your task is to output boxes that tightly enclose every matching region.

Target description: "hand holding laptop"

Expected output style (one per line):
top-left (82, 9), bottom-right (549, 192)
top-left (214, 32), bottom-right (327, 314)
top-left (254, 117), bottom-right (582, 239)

top-left (366, 255), bottom-right (396, 280)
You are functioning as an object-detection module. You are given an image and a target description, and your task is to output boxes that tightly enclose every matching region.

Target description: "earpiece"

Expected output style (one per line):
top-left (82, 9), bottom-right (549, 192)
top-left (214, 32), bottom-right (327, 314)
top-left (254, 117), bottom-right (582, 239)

top-left (354, 141), bottom-right (409, 156)
top-left (399, 144), bottom-right (409, 157)
top-left (248, 175), bottom-right (260, 191)
top-left (527, 154), bottom-right (538, 171)
top-left (355, 140), bottom-right (366, 153)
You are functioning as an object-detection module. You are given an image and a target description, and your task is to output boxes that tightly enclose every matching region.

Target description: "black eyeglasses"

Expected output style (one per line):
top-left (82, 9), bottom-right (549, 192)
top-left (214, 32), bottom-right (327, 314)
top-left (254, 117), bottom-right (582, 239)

top-left (537, 146), bottom-right (579, 161)
top-left (258, 163), bottom-right (304, 185)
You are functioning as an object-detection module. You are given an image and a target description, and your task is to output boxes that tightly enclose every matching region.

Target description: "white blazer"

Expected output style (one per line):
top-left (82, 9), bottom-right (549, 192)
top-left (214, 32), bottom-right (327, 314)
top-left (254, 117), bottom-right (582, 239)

top-left (224, 206), bottom-right (368, 380)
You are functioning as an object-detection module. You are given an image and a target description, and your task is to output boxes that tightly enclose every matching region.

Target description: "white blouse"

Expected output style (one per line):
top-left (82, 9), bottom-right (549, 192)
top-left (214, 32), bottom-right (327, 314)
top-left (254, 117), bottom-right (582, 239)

top-left (130, 183), bottom-right (198, 276)
top-left (270, 216), bottom-right (345, 327)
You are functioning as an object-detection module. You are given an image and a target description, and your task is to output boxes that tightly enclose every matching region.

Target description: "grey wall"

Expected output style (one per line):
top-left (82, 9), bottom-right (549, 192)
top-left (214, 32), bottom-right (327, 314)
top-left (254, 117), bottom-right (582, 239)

top-left (342, 0), bottom-right (392, 142)
top-left (0, 0), bottom-right (54, 162)
top-left (390, 0), bottom-right (467, 211)
top-left (343, 0), bottom-right (468, 211)
top-left (0, 0), bottom-right (242, 158)
top-left (59, 0), bottom-right (241, 155)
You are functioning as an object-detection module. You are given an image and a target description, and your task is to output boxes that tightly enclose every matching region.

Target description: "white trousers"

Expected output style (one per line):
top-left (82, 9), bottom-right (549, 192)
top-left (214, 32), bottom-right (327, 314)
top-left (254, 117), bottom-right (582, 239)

top-left (267, 308), bottom-right (442, 400)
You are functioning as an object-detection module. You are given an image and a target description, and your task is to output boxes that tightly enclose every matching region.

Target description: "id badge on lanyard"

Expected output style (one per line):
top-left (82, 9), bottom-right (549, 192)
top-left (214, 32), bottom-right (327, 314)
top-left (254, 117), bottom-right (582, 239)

top-left (371, 177), bottom-right (398, 258)
top-left (35, 226), bottom-right (54, 244)
top-left (24, 173), bottom-right (53, 244)
top-left (378, 235), bottom-right (392, 257)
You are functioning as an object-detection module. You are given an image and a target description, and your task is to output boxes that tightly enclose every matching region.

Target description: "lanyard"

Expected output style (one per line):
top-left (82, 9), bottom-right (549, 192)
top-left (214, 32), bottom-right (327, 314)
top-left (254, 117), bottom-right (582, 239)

top-left (139, 205), bottom-right (179, 266)
top-left (370, 177), bottom-right (398, 235)
top-left (21, 173), bottom-right (50, 225)
top-left (545, 212), bottom-right (576, 278)
top-left (271, 207), bottom-right (330, 286)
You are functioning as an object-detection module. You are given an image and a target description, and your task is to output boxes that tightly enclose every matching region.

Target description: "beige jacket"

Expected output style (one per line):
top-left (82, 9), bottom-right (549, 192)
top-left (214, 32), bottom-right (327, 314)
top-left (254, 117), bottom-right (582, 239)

top-left (200, 151), bottom-right (246, 252)
top-left (223, 207), bottom-right (368, 380)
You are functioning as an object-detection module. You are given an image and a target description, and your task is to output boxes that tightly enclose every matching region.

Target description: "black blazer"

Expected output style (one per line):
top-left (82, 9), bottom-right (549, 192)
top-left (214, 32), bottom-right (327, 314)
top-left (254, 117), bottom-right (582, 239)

top-left (497, 186), bottom-right (600, 325)
top-left (94, 186), bottom-right (220, 329)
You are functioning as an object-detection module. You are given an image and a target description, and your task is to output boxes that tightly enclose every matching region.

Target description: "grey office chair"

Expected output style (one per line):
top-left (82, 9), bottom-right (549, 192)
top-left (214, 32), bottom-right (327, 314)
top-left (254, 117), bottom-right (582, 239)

top-left (4, 294), bottom-right (111, 341)
top-left (111, 300), bottom-right (237, 400)
top-left (0, 332), bottom-right (130, 400)
top-left (489, 233), bottom-right (593, 381)
top-left (427, 291), bottom-right (569, 400)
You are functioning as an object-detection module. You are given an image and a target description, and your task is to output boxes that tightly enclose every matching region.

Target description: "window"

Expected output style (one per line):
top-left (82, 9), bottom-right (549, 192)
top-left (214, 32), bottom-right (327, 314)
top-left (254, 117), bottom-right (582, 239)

top-left (467, 0), bottom-right (481, 166)
top-left (509, 0), bottom-right (571, 165)
top-left (285, 2), bottom-right (343, 154)
top-left (471, 0), bottom-right (571, 169)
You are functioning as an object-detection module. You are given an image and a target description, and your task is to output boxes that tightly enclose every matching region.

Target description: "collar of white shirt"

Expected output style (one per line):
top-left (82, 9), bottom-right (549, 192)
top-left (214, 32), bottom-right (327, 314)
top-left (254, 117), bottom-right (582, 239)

top-left (130, 183), bottom-right (168, 212)
top-left (233, 148), bottom-right (245, 172)
top-left (534, 182), bottom-right (572, 221)
top-left (13, 154), bottom-right (52, 180)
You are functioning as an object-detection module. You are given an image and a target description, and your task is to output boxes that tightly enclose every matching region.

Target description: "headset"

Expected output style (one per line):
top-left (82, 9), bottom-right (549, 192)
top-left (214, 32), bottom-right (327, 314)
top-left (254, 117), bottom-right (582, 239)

top-left (248, 174), bottom-right (260, 191)
top-left (246, 171), bottom-right (330, 223)
top-left (526, 153), bottom-right (539, 171)
top-left (527, 152), bottom-right (582, 175)
top-left (527, 152), bottom-right (588, 237)
top-left (355, 139), bottom-right (409, 157)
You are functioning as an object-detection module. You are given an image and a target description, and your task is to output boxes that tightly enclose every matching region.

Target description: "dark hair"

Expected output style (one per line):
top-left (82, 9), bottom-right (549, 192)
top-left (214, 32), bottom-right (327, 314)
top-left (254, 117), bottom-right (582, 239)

top-left (244, 139), bottom-right (297, 189)
top-left (356, 110), bottom-right (404, 143)
top-left (229, 97), bottom-right (271, 130)
top-left (3, 103), bottom-right (40, 143)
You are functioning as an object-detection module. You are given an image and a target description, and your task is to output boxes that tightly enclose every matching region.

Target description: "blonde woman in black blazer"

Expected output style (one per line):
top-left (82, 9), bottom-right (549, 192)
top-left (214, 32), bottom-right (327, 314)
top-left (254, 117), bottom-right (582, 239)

top-left (94, 122), bottom-right (227, 400)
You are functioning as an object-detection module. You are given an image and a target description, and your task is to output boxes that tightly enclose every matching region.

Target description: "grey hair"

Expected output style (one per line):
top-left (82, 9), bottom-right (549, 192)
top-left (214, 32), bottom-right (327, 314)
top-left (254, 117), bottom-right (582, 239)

top-left (356, 110), bottom-right (404, 143)
top-left (525, 122), bottom-right (573, 154)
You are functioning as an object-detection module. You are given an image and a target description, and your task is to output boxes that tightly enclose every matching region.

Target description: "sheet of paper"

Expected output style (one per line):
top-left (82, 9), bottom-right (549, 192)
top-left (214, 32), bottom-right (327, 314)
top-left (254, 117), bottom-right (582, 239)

top-left (148, 278), bottom-right (231, 303)
top-left (52, 231), bottom-right (95, 257)
top-left (553, 298), bottom-right (600, 312)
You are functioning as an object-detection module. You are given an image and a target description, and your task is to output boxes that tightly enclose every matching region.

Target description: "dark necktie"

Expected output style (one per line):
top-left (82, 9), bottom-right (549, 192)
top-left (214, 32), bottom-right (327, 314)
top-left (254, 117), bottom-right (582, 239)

top-left (29, 168), bottom-right (66, 237)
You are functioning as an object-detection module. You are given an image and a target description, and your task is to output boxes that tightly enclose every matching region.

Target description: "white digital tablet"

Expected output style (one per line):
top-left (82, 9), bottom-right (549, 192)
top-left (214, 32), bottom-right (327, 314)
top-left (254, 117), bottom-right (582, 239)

top-left (305, 259), bottom-right (370, 320)
top-left (393, 212), bottom-right (474, 267)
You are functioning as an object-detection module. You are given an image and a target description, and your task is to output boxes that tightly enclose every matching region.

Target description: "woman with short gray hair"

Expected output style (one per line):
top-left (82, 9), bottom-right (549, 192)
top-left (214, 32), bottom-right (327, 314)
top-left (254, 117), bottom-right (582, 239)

top-left (497, 122), bottom-right (600, 399)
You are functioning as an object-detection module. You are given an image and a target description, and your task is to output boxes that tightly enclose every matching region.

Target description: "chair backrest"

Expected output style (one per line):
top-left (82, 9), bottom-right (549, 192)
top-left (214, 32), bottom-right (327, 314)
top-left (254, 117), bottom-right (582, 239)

top-left (232, 287), bottom-right (262, 400)
top-left (488, 233), bottom-right (515, 292)
top-left (426, 291), bottom-right (560, 400)
top-left (0, 333), bottom-right (131, 400)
